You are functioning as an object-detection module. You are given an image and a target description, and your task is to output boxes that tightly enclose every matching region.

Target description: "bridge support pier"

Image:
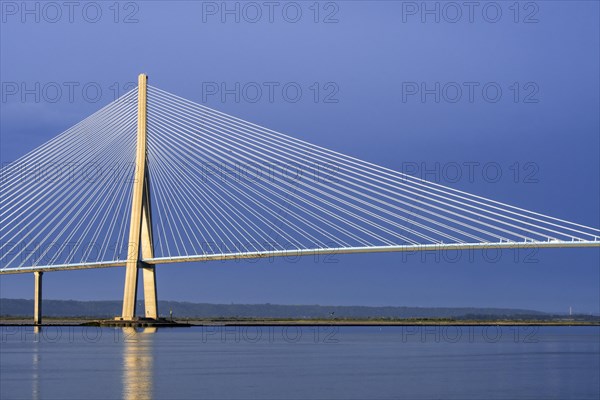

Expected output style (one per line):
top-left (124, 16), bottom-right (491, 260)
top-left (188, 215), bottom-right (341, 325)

top-left (142, 264), bottom-right (158, 319)
top-left (119, 73), bottom-right (159, 322)
top-left (120, 261), bottom-right (158, 320)
top-left (121, 261), bottom-right (139, 320)
top-left (34, 271), bottom-right (43, 325)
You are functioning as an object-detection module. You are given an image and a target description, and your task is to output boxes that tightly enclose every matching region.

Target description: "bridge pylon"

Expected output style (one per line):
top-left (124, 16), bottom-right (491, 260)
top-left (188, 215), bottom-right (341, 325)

top-left (118, 73), bottom-right (158, 321)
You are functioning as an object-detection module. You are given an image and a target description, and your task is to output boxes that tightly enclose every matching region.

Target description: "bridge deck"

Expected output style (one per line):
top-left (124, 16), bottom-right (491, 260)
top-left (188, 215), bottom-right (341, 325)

top-left (1, 240), bottom-right (598, 275)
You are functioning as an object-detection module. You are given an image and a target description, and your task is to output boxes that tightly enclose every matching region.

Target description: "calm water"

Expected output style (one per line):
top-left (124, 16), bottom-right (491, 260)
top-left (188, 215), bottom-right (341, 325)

top-left (0, 325), bottom-right (598, 399)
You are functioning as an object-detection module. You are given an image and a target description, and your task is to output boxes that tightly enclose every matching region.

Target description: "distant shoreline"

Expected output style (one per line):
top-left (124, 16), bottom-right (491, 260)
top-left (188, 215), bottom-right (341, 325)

top-left (1, 317), bottom-right (598, 327)
top-left (3, 299), bottom-right (598, 327)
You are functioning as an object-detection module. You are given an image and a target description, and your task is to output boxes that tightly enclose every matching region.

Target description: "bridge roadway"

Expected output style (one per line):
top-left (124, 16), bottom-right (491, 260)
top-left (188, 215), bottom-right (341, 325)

top-left (2, 240), bottom-right (598, 275)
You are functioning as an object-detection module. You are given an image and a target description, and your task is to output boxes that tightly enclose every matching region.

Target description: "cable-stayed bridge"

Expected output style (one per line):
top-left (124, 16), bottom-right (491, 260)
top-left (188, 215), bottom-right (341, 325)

top-left (1, 75), bottom-right (598, 323)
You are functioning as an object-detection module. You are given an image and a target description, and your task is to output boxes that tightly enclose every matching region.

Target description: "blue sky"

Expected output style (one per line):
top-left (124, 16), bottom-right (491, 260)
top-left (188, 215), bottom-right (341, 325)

top-left (1, 1), bottom-right (599, 314)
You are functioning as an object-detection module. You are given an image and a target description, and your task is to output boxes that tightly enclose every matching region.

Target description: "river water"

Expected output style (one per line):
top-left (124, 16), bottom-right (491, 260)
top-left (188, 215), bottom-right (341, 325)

top-left (1, 325), bottom-right (598, 399)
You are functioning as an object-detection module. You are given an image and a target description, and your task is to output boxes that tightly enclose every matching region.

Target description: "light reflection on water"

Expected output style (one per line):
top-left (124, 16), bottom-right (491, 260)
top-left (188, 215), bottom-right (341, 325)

top-left (32, 330), bottom-right (40, 400)
top-left (122, 327), bottom-right (156, 400)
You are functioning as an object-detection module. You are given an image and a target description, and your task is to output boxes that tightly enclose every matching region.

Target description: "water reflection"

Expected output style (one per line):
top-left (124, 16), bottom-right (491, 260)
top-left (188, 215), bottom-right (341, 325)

top-left (32, 327), bottom-right (41, 400)
top-left (122, 327), bottom-right (156, 400)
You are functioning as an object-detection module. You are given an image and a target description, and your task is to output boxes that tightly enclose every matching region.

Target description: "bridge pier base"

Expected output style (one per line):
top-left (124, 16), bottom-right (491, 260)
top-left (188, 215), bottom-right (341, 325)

top-left (142, 264), bottom-right (158, 319)
top-left (119, 261), bottom-right (159, 321)
top-left (120, 261), bottom-right (139, 320)
top-left (34, 271), bottom-right (43, 325)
